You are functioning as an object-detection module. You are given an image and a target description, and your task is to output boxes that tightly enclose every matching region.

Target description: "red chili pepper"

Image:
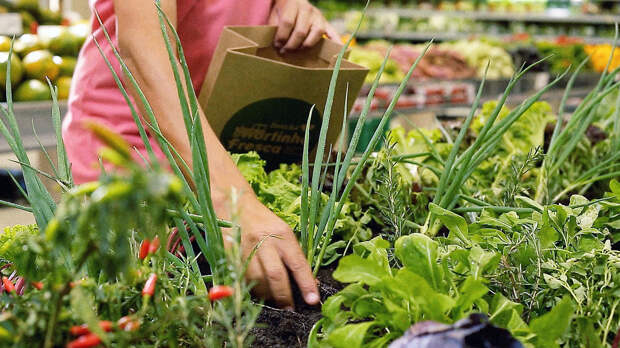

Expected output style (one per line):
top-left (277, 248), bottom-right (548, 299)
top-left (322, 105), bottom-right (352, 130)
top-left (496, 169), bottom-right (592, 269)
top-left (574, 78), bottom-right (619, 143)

top-left (31, 281), bottom-right (44, 290)
top-left (2, 277), bottom-right (15, 293)
top-left (117, 316), bottom-right (140, 332)
top-left (66, 333), bottom-right (101, 348)
top-left (148, 236), bottom-right (160, 254)
top-left (29, 21), bottom-right (38, 35)
top-left (142, 273), bottom-right (157, 297)
top-left (139, 239), bottom-right (151, 260)
top-left (208, 285), bottom-right (234, 301)
top-left (69, 321), bottom-right (113, 336)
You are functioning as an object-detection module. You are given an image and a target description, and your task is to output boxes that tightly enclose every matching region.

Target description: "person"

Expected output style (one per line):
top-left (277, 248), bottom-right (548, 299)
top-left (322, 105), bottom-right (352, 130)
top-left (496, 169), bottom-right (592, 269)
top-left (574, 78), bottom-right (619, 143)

top-left (62, 0), bottom-right (339, 310)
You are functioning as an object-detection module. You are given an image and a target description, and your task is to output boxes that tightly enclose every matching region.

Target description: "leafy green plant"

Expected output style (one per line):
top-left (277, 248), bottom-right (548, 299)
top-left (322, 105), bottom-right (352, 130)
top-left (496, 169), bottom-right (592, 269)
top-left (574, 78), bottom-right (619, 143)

top-left (313, 188), bottom-right (620, 347)
top-left (374, 139), bottom-right (417, 242)
top-left (428, 60), bottom-right (568, 230)
top-left (537, 29), bottom-right (620, 204)
top-left (0, 4), bottom-right (260, 347)
top-left (298, 13), bottom-right (433, 273)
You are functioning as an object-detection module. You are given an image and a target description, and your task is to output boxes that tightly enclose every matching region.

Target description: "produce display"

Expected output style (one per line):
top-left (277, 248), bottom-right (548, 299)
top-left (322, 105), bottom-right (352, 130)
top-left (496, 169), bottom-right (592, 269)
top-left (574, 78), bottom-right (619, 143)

top-left (536, 38), bottom-right (592, 74)
top-left (0, 25), bottom-right (86, 102)
top-left (350, 34), bottom-right (601, 82)
top-left (349, 40), bottom-right (506, 81)
top-left (317, 0), bottom-right (619, 14)
top-left (585, 43), bottom-right (620, 73)
top-left (0, 0), bottom-right (65, 33)
top-left (342, 9), bottom-right (613, 40)
top-left (442, 39), bottom-right (515, 79)
top-left (0, 0), bottom-right (87, 103)
top-left (1, 5), bottom-right (620, 348)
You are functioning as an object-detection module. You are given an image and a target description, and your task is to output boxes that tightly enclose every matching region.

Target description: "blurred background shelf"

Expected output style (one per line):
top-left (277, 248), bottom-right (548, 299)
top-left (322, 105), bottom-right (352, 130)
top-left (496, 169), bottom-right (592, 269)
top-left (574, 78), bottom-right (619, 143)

top-left (0, 101), bottom-right (67, 153)
top-left (365, 7), bottom-right (620, 25)
top-left (356, 31), bottom-right (614, 44)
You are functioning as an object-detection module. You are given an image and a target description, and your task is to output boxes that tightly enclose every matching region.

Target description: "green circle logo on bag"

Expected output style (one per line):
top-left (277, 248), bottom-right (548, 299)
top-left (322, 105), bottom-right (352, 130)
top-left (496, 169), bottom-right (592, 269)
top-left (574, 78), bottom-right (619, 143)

top-left (221, 98), bottom-right (322, 169)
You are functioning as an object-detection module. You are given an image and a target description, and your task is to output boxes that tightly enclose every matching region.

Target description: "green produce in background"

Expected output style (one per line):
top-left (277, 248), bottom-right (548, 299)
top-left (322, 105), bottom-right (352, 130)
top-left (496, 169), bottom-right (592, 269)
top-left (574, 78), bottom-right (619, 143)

top-left (15, 0), bottom-right (39, 13)
top-left (56, 76), bottom-right (72, 100)
top-left (0, 35), bottom-right (10, 52)
top-left (0, 52), bottom-right (23, 88)
top-left (19, 11), bottom-right (37, 33)
top-left (22, 49), bottom-right (59, 81)
top-left (14, 79), bottom-right (51, 101)
top-left (53, 55), bottom-right (77, 77)
top-left (14, 34), bottom-right (45, 58)
top-left (442, 39), bottom-right (515, 79)
top-left (38, 8), bottom-right (62, 25)
top-left (349, 47), bottom-right (404, 83)
top-left (536, 41), bottom-right (591, 74)
top-left (69, 23), bottom-right (90, 48)
top-left (48, 28), bottom-right (82, 57)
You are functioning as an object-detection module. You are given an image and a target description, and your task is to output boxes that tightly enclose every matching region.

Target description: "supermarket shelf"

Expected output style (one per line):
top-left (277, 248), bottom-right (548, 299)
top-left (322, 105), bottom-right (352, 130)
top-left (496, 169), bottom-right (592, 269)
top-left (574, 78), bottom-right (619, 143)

top-left (0, 101), bottom-right (68, 154)
top-left (356, 31), bottom-right (614, 44)
top-left (366, 8), bottom-right (620, 25)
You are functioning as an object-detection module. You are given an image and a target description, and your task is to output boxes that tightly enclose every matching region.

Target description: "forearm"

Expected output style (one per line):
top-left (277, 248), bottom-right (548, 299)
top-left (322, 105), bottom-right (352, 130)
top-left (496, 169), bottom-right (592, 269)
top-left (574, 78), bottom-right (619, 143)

top-left (121, 52), bottom-right (255, 203)
top-left (113, 0), bottom-right (255, 204)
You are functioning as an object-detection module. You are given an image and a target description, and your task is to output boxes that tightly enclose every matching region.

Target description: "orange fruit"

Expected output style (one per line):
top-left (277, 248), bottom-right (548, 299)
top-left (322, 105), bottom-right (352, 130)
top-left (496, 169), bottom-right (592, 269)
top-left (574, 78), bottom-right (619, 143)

top-left (15, 79), bottom-right (51, 101)
top-left (56, 76), bottom-right (71, 100)
top-left (22, 50), bottom-right (59, 81)
top-left (48, 29), bottom-right (81, 56)
top-left (53, 56), bottom-right (77, 77)
top-left (0, 52), bottom-right (24, 89)
top-left (14, 34), bottom-right (44, 58)
top-left (0, 36), bottom-right (10, 52)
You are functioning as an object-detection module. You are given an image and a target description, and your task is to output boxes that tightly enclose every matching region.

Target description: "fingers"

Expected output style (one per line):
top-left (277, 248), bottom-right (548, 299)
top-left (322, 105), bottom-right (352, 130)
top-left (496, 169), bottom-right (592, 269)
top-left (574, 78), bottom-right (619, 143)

top-left (282, 7), bottom-right (312, 52)
top-left (325, 22), bottom-right (341, 42)
top-left (271, 0), bottom-right (339, 52)
top-left (258, 242), bottom-right (295, 309)
top-left (273, 0), bottom-right (298, 50)
top-left (246, 257), bottom-right (270, 300)
top-left (279, 235), bottom-right (320, 305)
top-left (301, 15), bottom-right (326, 49)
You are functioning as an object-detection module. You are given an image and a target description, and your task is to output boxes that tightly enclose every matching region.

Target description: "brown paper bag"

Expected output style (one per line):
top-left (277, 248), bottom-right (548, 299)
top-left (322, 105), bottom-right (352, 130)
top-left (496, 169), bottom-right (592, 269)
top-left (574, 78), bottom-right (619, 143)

top-left (198, 26), bottom-right (368, 169)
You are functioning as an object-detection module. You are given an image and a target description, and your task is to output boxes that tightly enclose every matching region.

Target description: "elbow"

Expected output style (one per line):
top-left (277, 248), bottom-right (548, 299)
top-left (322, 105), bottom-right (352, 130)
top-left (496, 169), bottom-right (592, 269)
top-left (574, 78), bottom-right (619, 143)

top-left (116, 39), bottom-right (143, 83)
top-left (117, 38), bottom-right (136, 66)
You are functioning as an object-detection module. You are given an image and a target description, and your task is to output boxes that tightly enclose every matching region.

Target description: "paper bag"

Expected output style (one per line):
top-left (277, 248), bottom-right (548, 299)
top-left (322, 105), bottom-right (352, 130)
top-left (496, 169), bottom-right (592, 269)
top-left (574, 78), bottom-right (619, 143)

top-left (198, 26), bottom-right (368, 169)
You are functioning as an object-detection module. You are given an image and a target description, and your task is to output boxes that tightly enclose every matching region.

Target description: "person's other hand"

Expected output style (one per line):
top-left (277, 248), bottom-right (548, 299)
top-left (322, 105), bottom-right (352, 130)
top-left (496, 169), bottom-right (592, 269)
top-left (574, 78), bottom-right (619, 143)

top-left (269, 0), bottom-right (340, 53)
top-left (218, 193), bottom-right (320, 310)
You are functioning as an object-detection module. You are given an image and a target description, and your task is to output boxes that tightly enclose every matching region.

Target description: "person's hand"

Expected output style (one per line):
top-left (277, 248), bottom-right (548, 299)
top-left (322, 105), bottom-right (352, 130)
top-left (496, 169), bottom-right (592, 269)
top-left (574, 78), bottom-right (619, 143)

top-left (215, 191), bottom-right (320, 310)
top-left (269, 0), bottom-right (340, 53)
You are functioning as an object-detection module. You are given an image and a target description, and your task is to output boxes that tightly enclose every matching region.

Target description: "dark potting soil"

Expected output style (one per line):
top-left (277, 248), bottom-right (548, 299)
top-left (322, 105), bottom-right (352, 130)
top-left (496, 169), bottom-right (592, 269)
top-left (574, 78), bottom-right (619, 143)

top-left (250, 266), bottom-right (343, 348)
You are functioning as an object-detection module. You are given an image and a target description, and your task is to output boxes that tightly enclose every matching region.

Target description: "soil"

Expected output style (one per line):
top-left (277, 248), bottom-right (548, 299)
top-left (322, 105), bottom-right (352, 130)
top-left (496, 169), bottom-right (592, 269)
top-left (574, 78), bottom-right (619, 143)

top-left (250, 265), bottom-right (343, 348)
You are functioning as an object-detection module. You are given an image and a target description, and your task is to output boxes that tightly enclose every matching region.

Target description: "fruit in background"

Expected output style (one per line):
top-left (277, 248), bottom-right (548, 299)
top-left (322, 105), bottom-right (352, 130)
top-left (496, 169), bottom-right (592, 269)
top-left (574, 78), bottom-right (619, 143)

top-left (349, 47), bottom-right (404, 84)
top-left (15, 0), bottom-right (39, 13)
top-left (48, 29), bottom-right (81, 56)
top-left (14, 79), bottom-right (51, 101)
top-left (19, 11), bottom-right (37, 33)
top-left (69, 23), bottom-right (90, 48)
top-left (441, 40), bottom-right (514, 79)
top-left (22, 50), bottom-right (59, 81)
top-left (0, 52), bottom-right (24, 88)
top-left (56, 76), bottom-right (72, 100)
top-left (585, 44), bottom-right (620, 73)
top-left (53, 56), bottom-right (77, 77)
top-left (0, 36), bottom-right (10, 51)
top-left (39, 8), bottom-right (63, 25)
top-left (14, 34), bottom-right (44, 57)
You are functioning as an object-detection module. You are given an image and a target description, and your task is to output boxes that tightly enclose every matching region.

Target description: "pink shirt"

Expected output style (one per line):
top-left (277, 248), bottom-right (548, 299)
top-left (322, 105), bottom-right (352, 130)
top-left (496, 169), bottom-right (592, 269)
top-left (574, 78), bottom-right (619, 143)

top-left (62, 0), bottom-right (272, 184)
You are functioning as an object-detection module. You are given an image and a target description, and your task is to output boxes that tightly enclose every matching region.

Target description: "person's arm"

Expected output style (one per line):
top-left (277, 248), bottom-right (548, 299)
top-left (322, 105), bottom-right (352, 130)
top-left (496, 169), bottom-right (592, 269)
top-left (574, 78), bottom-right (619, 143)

top-left (112, 0), bottom-right (326, 309)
